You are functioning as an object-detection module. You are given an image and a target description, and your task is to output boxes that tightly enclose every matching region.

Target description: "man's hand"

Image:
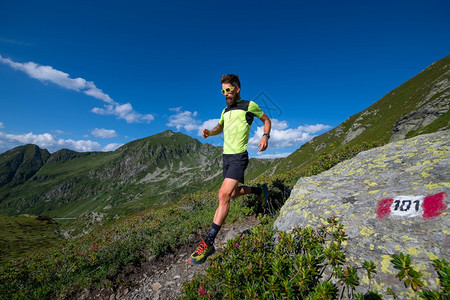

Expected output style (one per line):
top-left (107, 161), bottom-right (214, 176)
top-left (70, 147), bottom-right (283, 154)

top-left (202, 129), bottom-right (211, 139)
top-left (202, 123), bottom-right (223, 139)
top-left (258, 137), bottom-right (269, 152)
top-left (258, 114), bottom-right (271, 152)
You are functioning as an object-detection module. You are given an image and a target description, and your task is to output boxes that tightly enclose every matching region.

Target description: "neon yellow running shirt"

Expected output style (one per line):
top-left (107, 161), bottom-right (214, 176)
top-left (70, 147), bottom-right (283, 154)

top-left (219, 99), bottom-right (264, 154)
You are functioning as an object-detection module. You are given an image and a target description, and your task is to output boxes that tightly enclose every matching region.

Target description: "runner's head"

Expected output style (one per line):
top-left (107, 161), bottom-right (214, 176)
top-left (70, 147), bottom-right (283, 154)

top-left (221, 74), bottom-right (240, 88)
top-left (221, 74), bottom-right (241, 106)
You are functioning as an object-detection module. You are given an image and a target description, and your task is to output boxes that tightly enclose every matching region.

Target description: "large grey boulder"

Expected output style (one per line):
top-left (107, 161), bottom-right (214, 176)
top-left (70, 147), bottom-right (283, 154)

top-left (275, 130), bottom-right (449, 298)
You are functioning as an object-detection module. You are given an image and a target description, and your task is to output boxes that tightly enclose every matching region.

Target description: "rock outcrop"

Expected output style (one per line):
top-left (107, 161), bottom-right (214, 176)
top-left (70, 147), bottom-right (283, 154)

top-left (390, 71), bottom-right (450, 142)
top-left (275, 130), bottom-right (449, 298)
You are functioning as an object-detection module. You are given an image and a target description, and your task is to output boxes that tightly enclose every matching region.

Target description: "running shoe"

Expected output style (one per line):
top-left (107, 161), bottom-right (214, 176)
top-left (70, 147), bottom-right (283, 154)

top-left (189, 237), bottom-right (215, 264)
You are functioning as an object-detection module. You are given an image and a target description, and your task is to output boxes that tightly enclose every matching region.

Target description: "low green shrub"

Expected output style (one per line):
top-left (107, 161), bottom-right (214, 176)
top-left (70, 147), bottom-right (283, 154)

top-left (181, 216), bottom-right (361, 299)
top-left (390, 253), bottom-right (449, 299)
top-left (181, 217), bottom-right (449, 299)
top-left (0, 190), bottom-right (249, 299)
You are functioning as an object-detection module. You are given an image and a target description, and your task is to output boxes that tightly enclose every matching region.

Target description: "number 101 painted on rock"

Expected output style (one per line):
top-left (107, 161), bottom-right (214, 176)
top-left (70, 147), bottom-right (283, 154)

top-left (377, 192), bottom-right (447, 220)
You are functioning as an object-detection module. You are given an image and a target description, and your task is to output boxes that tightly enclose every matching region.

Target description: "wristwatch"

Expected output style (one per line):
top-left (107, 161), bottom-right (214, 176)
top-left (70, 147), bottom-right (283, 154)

top-left (263, 133), bottom-right (270, 139)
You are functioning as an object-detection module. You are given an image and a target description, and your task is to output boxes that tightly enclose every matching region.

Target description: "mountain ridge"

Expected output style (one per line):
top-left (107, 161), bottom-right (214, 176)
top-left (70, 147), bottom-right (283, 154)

top-left (0, 130), bottom-right (226, 218)
top-left (0, 144), bottom-right (50, 188)
top-left (269, 54), bottom-right (449, 175)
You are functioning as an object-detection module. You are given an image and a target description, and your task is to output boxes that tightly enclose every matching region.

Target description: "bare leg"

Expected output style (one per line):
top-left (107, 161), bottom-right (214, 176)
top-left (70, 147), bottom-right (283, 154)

top-left (232, 185), bottom-right (264, 203)
top-left (213, 178), bottom-right (241, 226)
top-left (213, 179), bottom-right (263, 226)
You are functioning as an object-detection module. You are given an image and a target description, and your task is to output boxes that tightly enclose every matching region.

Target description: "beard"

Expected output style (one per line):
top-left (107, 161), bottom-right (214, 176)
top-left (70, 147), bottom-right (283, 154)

top-left (226, 93), bottom-right (239, 106)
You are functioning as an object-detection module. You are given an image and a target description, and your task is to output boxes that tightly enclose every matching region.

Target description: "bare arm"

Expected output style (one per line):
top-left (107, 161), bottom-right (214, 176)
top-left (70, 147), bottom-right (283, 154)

top-left (257, 113), bottom-right (271, 152)
top-left (202, 123), bottom-right (224, 139)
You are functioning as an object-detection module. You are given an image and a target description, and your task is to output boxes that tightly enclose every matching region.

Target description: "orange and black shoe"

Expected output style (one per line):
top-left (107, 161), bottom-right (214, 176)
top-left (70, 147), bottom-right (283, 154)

top-left (189, 237), bottom-right (215, 264)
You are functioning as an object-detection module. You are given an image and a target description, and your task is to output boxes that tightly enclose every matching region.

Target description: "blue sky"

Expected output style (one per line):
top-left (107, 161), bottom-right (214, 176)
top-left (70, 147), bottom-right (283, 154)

top-left (0, 0), bottom-right (449, 158)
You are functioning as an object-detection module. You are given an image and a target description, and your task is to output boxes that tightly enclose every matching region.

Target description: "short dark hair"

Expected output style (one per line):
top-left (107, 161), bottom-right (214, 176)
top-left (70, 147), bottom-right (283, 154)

top-left (221, 74), bottom-right (241, 88)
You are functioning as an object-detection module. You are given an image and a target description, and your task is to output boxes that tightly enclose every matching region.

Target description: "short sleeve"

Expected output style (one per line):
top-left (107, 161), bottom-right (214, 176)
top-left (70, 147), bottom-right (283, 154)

top-left (219, 108), bottom-right (225, 125)
top-left (248, 101), bottom-right (264, 118)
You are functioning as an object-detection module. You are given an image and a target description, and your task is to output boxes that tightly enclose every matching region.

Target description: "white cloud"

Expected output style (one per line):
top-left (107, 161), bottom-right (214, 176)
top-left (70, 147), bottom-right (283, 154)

top-left (51, 129), bottom-right (64, 134)
top-left (256, 152), bottom-right (292, 159)
top-left (198, 119), bottom-right (221, 136)
top-left (0, 37), bottom-right (31, 46)
top-left (0, 131), bottom-right (101, 153)
top-left (248, 119), bottom-right (331, 149)
top-left (0, 122), bottom-right (4, 129)
top-left (167, 108), bottom-right (200, 132)
top-left (103, 143), bottom-right (123, 152)
top-left (91, 128), bottom-right (118, 138)
top-left (0, 55), bottom-right (110, 99)
top-left (0, 55), bottom-right (154, 123)
top-left (83, 86), bottom-right (115, 104)
top-left (92, 103), bottom-right (154, 124)
top-left (167, 108), bottom-right (221, 137)
top-left (169, 106), bottom-right (182, 112)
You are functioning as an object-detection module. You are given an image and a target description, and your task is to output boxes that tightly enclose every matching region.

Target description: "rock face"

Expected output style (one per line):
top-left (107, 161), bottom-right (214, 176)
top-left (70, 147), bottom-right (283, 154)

top-left (390, 71), bottom-right (450, 142)
top-left (275, 130), bottom-right (449, 298)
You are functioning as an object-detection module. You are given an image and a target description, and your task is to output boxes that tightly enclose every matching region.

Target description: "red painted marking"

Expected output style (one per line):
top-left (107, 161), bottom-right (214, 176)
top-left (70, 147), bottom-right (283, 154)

top-left (422, 192), bottom-right (447, 220)
top-left (377, 198), bottom-right (394, 219)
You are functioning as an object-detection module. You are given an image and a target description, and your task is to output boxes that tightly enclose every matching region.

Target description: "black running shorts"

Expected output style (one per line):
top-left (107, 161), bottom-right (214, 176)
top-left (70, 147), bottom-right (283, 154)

top-left (223, 151), bottom-right (249, 184)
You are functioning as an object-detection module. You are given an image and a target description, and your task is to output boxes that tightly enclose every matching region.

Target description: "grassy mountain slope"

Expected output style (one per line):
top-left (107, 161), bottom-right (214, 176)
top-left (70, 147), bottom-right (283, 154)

top-left (0, 144), bottom-right (50, 189)
top-left (0, 130), bottom-right (225, 218)
top-left (271, 55), bottom-right (449, 174)
top-left (0, 215), bottom-right (62, 265)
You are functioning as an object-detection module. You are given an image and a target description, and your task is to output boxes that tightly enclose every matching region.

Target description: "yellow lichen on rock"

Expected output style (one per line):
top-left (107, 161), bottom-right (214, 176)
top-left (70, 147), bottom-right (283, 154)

top-left (360, 226), bottom-right (375, 237)
top-left (407, 247), bottom-right (422, 256)
top-left (401, 235), bottom-right (413, 242)
top-left (380, 255), bottom-right (396, 274)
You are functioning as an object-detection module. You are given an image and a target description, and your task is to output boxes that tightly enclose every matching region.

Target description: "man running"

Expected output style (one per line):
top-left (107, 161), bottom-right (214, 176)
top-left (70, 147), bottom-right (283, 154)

top-left (189, 74), bottom-right (272, 264)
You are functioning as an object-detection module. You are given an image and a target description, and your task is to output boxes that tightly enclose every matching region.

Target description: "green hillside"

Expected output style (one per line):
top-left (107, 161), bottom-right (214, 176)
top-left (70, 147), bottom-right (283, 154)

top-left (272, 55), bottom-right (449, 174)
top-left (0, 130), bottom-right (275, 220)
top-left (0, 215), bottom-right (62, 265)
top-left (0, 131), bottom-right (223, 218)
top-left (0, 144), bottom-right (50, 188)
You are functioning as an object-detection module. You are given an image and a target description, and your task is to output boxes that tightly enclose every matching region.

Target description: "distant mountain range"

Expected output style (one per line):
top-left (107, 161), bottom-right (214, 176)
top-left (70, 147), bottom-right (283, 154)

top-left (0, 55), bottom-right (448, 220)
top-left (0, 130), bottom-right (225, 218)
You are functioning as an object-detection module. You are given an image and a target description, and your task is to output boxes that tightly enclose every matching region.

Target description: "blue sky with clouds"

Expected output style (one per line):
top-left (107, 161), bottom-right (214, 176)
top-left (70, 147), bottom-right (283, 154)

top-left (0, 0), bottom-right (449, 158)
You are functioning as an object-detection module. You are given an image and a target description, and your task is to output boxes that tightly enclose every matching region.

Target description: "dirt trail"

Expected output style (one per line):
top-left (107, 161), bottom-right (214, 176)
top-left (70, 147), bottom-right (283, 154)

top-left (72, 216), bottom-right (260, 300)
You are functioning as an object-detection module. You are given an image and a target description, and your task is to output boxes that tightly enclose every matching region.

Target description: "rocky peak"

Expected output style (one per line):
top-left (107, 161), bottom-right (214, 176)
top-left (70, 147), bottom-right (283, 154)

top-left (0, 144), bottom-right (50, 188)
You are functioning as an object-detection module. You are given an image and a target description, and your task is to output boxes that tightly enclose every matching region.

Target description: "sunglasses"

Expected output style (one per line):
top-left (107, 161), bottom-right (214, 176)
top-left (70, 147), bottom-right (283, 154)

top-left (221, 86), bottom-right (236, 95)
